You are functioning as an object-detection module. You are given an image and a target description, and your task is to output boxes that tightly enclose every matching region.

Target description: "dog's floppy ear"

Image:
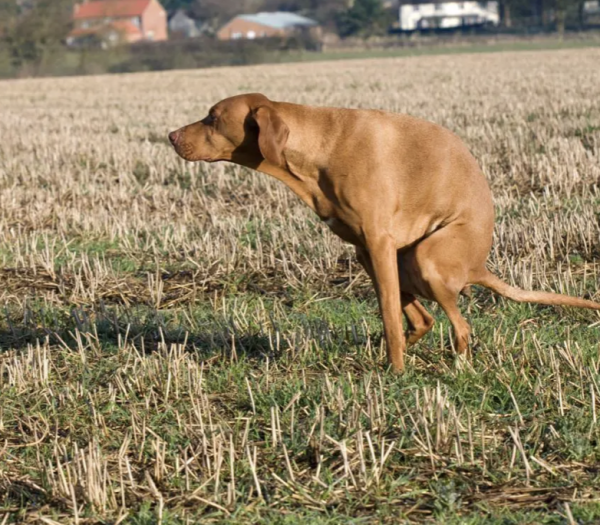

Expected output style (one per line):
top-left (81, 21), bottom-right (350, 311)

top-left (252, 105), bottom-right (289, 166)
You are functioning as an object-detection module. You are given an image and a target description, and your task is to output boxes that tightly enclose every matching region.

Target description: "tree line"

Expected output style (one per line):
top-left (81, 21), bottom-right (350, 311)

top-left (0, 0), bottom-right (594, 78)
top-left (160, 0), bottom-right (590, 33)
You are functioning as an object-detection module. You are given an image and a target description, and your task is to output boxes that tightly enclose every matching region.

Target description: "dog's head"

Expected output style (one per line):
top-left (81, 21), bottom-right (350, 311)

top-left (168, 93), bottom-right (289, 167)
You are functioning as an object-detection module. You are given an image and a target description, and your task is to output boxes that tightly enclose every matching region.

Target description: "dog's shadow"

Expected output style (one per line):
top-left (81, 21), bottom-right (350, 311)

top-left (0, 301), bottom-right (476, 377)
top-left (0, 303), bottom-right (361, 365)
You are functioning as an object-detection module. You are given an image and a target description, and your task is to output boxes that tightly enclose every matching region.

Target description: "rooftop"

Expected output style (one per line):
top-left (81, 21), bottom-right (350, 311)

top-left (400, 0), bottom-right (497, 4)
top-left (74, 0), bottom-right (152, 20)
top-left (237, 12), bottom-right (317, 29)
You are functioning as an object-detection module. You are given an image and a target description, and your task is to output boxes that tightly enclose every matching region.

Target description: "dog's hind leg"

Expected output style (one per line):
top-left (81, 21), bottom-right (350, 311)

top-left (402, 223), bottom-right (491, 356)
top-left (357, 246), bottom-right (434, 346)
top-left (402, 293), bottom-right (435, 345)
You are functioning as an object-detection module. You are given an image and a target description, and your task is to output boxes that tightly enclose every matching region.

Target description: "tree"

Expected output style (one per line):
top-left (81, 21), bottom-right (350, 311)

top-left (501, 0), bottom-right (513, 27)
top-left (1, 0), bottom-right (74, 74)
top-left (555, 0), bottom-right (567, 38)
top-left (577, 0), bottom-right (586, 28)
top-left (335, 0), bottom-right (389, 37)
top-left (190, 0), bottom-right (247, 28)
top-left (498, 0), bottom-right (535, 28)
top-left (159, 0), bottom-right (195, 11)
top-left (553, 0), bottom-right (584, 37)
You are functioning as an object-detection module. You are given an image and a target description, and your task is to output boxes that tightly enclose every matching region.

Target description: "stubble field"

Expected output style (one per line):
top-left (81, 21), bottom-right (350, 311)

top-left (1, 48), bottom-right (600, 524)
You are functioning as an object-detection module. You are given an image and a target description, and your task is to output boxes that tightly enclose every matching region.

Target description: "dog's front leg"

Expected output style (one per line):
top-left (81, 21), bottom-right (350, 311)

top-left (366, 236), bottom-right (405, 372)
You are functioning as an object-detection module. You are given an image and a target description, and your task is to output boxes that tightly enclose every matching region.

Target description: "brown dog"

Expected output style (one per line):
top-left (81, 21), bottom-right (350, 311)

top-left (169, 93), bottom-right (600, 372)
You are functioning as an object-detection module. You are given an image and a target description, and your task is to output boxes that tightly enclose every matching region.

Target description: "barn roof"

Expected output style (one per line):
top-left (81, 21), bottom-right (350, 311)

top-left (237, 12), bottom-right (317, 29)
top-left (400, 0), bottom-right (497, 4)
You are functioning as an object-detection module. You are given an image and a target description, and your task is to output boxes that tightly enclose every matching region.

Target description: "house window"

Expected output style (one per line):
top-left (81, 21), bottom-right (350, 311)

top-left (247, 30), bottom-right (256, 39)
top-left (232, 32), bottom-right (242, 39)
top-left (435, 3), bottom-right (443, 10)
top-left (146, 30), bottom-right (154, 40)
top-left (459, 2), bottom-right (465, 8)
top-left (478, 1), bottom-right (488, 8)
top-left (412, 5), bottom-right (420, 11)
top-left (81, 21), bottom-right (89, 29)
top-left (131, 17), bottom-right (140, 27)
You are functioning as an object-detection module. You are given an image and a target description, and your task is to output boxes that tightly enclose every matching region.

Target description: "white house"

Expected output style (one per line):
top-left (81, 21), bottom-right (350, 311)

top-left (584, 0), bottom-right (600, 15)
top-left (399, 1), bottom-right (500, 31)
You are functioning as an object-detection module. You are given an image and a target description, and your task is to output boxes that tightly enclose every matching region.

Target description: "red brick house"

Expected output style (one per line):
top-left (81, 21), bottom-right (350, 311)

top-left (217, 12), bottom-right (319, 41)
top-left (68, 0), bottom-right (167, 47)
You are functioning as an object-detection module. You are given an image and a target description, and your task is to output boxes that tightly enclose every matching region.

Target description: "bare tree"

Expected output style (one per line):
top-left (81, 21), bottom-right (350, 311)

top-left (555, 0), bottom-right (567, 39)
top-left (190, 0), bottom-right (252, 28)
top-left (1, 0), bottom-right (74, 74)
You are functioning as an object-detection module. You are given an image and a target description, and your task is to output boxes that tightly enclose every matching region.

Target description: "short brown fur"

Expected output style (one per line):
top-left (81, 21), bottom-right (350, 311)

top-left (169, 93), bottom-right (600, 372)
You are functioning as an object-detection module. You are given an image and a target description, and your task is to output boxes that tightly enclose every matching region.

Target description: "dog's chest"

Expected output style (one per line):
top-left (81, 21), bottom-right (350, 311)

top-left (322, 217), bottom-right (361, 245)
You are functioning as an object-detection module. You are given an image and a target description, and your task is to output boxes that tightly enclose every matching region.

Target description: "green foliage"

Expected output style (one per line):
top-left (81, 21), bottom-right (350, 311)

top-left (159, 0), bottom-right (195, 11)
top-left (499, 0), bottom-right (588, 28)
top-left (0, 0), bottom-right (74, 74)
top-left (336, 0), bottom-right (389, 37)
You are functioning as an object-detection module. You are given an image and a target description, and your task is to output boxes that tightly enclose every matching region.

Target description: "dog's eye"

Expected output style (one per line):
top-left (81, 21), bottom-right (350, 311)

top-left (203, 114), bottom-right (217, 125)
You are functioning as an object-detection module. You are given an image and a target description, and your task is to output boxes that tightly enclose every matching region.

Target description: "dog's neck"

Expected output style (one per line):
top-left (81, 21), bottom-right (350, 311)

top-left (249, 103), bottom-right (336, 220)
top-left (253, 155), bottom-right (336, 221)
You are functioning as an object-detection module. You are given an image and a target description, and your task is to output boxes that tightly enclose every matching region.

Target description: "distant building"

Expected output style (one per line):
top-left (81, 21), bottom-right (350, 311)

top-left (585, 0), bottom-right (600, 17)
top-left (68, 0), bottom-right (167, 47)
top-left (168, 9), bottom-right (205, 39)
top-left (399, 1), bottom-right (500, 31)
top-left (217, 12), bottom-right (319, 41)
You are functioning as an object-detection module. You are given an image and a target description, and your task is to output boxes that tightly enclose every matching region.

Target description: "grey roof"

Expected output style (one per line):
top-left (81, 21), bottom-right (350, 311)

top-left (238, 12), bottom-right (317, 29)
top-left (169, 9), bottom-right (194, 22)
top-left (400, 0), bottom-right (493, 4)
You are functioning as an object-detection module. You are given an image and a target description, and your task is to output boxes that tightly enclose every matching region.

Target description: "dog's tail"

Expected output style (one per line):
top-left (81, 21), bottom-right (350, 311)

top-left (474, 271), bottom-right (600, 310)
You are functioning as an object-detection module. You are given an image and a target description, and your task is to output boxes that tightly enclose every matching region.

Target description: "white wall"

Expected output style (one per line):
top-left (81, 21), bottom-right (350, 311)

top-left (399, 1), bottom-right (500, 31)
top-left (584, 0), bottom-right (600, 14)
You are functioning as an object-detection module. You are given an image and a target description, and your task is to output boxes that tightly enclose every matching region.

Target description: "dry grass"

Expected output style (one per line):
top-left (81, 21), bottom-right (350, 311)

top-left (0, 48), bottom-right (600, 523)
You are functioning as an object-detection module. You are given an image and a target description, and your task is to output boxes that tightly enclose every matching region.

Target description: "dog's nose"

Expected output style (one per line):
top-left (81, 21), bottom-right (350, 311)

top-left (168, 130), bottom-right (180, 145)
